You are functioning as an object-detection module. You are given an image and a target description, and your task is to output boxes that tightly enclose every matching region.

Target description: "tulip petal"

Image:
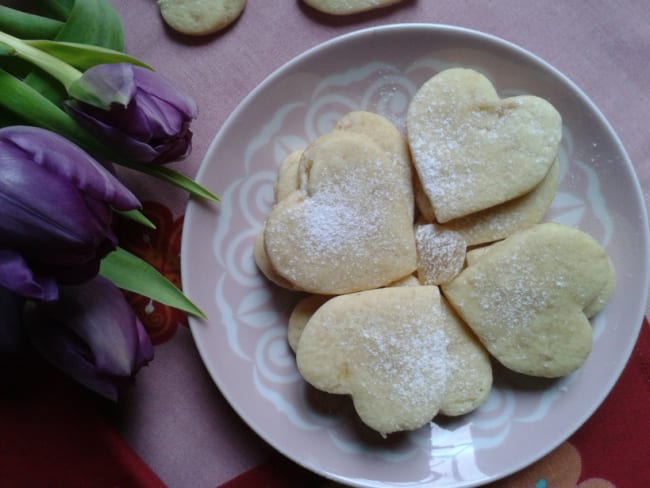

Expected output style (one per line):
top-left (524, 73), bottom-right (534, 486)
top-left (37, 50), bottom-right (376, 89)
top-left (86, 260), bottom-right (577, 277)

top-left (0, 249), bottom-right (58, 301)
top-left (0, 150), bottom-right (113, 250)
top-left (132, 65), bottom-right (197, 118)
top-left (68, 62), bottom-right (136, 109)
top-left (0, 126), bottom-right (140, 211)
top-left (24, 276), bottom-right (153, 401)
top-left (64, 100), bottom-right (160, 162)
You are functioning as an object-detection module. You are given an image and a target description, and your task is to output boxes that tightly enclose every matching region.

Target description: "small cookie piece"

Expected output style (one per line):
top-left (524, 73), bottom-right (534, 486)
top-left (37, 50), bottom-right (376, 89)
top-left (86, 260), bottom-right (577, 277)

top-left (439, 297), bottom-right (492, 416)
top-left (302, 0), bottom-right (403, 15)
top-left (264, 131), bottom-right (416, 294)
top-left (444, 158), bottom-right (561, 246)
top-left (296, 286), bottom-right (448, 436)
top-left (442, 222), bottom-right (615, 378)
top-left (407, 68), bottom-right (562, 223)
top-left (415, 223), bottom-right (466, 285)
top-left (158, 0), bottom-right (245, 36)
top-left (335, 111), bottom-right (415, 221)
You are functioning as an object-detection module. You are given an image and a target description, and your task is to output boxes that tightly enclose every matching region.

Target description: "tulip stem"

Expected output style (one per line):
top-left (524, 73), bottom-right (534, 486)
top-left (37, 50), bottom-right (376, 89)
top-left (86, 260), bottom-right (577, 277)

top-left (0, 29), bottom-right (82, 90)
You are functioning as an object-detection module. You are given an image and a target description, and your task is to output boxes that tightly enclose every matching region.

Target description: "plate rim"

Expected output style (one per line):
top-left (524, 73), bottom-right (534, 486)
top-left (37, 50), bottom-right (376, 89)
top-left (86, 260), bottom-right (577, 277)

top-left (181, 22), bottom-right (650, 487)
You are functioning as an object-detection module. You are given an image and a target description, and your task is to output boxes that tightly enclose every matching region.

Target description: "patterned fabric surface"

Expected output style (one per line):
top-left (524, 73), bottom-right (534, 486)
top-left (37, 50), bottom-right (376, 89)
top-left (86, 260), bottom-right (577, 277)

top-left (2, 0), bottom-right (649, 487)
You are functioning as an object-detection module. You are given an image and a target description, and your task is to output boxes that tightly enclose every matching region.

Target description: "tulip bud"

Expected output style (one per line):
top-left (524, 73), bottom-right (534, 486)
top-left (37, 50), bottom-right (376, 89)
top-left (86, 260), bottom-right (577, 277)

top-left (24, 275), bottom-right (154, 401)
top-left (0, 126), bottom-right (141, 301)
top-left (65, 63), bottom-right (198, 164)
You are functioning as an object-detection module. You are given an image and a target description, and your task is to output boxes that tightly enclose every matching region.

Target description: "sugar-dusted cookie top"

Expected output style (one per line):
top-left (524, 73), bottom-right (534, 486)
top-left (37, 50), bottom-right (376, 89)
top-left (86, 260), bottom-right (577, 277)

top-left (442, 222), bottom-right (615, 377)
top-left (296, 286), bottom-right (448, 436)
top-left (302, 0), bottom-right (403, 15)
top-left (407, 68), bottom-right (561, 223)
top-left (264, 130), bottom-right (416, 294)
top-left (158, 0), bottom-right (246, 36)
top-left (335, 111), bottom-right (415, 221)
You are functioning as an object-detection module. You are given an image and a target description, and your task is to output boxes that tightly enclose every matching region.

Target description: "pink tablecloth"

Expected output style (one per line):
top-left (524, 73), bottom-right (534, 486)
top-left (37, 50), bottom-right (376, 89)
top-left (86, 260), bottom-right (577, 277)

top-left (4, 1), bottom-right (649, 487)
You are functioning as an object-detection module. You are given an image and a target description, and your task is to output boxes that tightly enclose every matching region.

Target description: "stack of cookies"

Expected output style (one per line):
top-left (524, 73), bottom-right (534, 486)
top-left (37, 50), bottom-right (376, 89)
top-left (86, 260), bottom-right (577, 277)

top-left (254, 68), bottom-right (615, 437)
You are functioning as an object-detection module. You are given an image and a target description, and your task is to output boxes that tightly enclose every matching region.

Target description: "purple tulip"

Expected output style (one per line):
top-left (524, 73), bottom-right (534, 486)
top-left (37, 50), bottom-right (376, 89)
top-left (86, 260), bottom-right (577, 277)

top-left (0, 126), bottom-right (141, 302)
top-left (65, 63), bottom-right (198, 164)
top-left (24, 275), bottom-right (154, 401)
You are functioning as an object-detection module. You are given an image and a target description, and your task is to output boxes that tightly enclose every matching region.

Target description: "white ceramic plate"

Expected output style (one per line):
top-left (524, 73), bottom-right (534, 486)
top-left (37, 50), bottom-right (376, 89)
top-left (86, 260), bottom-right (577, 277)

top-left (181, 24), bottom-right (650, 487)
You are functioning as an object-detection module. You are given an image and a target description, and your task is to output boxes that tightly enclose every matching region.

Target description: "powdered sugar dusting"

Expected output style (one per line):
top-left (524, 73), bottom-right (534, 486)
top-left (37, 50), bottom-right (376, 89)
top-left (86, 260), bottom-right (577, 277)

top-left (415, 223), bottom-right (467, 285)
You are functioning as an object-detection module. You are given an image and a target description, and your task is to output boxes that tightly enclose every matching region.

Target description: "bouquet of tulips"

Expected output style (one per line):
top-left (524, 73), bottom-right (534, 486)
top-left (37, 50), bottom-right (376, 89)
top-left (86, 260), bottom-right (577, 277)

top-left (0, 0), bottom-right (214, 400)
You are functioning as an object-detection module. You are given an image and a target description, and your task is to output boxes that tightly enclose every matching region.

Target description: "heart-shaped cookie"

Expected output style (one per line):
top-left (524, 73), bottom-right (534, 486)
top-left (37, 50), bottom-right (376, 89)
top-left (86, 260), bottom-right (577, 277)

top-left (407, 68), bottom-right (562, 223)
top-left (442, 222), bottom-right (615, 377)
top-left (264, 131), bottom-right (416, 294)
top-left (296, 286), bottom-right (448, 436)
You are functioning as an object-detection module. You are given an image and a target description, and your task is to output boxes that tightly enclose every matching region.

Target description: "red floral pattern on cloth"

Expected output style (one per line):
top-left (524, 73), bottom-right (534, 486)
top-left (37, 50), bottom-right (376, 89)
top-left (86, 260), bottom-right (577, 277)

top-left (114, 201), bottom-right (188, 345)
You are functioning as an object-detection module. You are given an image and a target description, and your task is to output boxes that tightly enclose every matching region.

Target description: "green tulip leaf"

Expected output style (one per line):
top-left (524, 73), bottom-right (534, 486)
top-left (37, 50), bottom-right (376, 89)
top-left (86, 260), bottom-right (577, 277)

top-left (60, 0), bottom-right (124, 50)
top-left (24, 40), bottom-right (151, 70)
top-left (24, 0), bottom-right (125, 104)
top-left (114, 209), bottom-right (157, 230)
top-left (38, 0), bottom-right (75, 21)
top-left (100, 248), bottom-right (207, 319)
top-left (0, 5), bottom-right (64, 39)
top-left (0, 68), bottom-right (102, 150)
top-left (122, 162), bottom-right (221, 203)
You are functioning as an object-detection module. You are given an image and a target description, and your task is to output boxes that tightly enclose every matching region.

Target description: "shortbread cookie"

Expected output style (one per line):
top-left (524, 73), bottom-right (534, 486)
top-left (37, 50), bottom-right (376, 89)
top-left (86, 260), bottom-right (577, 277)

top-left (158, 0), bottom-right (245, 36)
top-left (302, 0), bottom-right (403, 15)
top-left (335, 111), bottom-right (415, 221)
top-left (464, 236), bottom-right (614, 319)
top-left (583, 257), bottom-right (616, 318)
top-left (415, 223), bottom-right (466, 285)
top-left (388, 274), bottom-right (420, 287)
top-left (288, 275), bottom-right (420, 352)
top-left (296, 286), bottom-right (448, 436)
top-left (254, 150), bottom-right (305, 289)
top-left (407, 68), bottom-right (562, 223)
top-left (444, 158), bottom-right (561, 246)
top-left (442, 222), bottom-right (615, 378)
top-left (464, 244), bottom-right (493, 267)
top-left (253, 224), bottom-right (296, 290)
top-left (288, 294), bottom-right (330, 353)
top-left (439, 297), bottom-right (492, 416)
top-left (264, 131), bottom-right (416, 294)
top-left (413, 171), bottom-right (436, 222)
top-left (274, 150), bottom-right (303, 202)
